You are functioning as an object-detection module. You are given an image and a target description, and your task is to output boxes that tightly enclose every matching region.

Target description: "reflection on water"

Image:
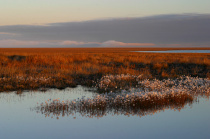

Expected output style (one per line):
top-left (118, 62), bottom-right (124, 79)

top-left (0, 83), bottom-right (210, 139)
top-left (131, 50), bottom-right (210, 53)
top-left (34, 76), bottom-right (209, 119)
top-left (34, 92), bottom-right (194, 119)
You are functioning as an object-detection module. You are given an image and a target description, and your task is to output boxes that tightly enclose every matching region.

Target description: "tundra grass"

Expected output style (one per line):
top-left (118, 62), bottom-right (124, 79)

top-left (0, 48), bottom-right (209, 92)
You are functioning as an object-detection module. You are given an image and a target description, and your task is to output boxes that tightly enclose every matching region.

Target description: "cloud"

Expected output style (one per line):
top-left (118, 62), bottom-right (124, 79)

top-left (0, 40), bottom-right (156, 48)
top-left (101, 40), bottom-right (155, 47)
top-left (59, 41), bottom-right (100, 46)
top-left (0, 14), bottom-right (210, 47)
top-left (0, 40), bottom-right (40, 47)
top-left (60, 41), bottom-right (85, 45)
top-left (0, 40), bottom-right (60, 48)
top-left (1, 39), bottom-right (209, 48)
top-left (0, 32), bottom-right (18, 35)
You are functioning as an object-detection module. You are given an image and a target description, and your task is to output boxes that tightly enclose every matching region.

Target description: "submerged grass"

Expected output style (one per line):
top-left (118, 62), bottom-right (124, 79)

top-left (0, 48), bottom-right (210, 92)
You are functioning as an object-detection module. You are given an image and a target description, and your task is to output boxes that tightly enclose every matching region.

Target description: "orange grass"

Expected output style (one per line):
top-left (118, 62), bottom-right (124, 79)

top-left (0, 48), bottom-right (209, 92)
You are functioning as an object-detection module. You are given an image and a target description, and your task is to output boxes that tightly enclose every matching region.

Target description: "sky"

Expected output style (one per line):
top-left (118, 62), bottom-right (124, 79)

top-left (1, 0), bottom-right (210, 48)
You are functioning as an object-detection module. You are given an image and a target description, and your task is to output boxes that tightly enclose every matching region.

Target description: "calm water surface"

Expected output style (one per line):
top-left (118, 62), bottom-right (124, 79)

top-left (0, 86), bottom-right (210, 139)
top-left (131, 50), bottom-right (210, 53)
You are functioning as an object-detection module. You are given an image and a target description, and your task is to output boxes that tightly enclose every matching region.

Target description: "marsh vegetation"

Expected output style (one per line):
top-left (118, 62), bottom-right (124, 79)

top-left (0, 48), bottom-right (209, 92)
top-left (35, 75), bottom-right (209, 119)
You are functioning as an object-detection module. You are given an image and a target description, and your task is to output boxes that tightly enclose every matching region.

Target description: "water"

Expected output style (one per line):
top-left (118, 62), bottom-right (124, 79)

top-left (0, 85), bottom-right (210, 139)
top-left (131, 50), bottom-right (210, 53)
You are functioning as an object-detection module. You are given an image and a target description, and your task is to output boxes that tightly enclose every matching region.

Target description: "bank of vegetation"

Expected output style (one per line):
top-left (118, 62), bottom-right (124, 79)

top-left (0, 48), bottom-right (209, 92)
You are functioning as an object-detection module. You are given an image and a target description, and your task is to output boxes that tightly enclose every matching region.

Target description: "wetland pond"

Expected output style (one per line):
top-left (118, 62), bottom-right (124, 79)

top-left (131, 50), bottom-right (210, 53)
top-left (1, 75), bottom-right (210, 139)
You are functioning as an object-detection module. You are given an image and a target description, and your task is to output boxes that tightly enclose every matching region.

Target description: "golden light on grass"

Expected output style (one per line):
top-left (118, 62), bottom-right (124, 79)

top-left (0, 48), bottom-right (209, 92)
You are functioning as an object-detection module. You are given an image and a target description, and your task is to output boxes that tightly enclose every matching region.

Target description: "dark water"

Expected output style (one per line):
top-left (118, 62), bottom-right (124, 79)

top-left (0, 86), bottom-right (209, 139)
top-left (132, 50), bottom-right (210, 53)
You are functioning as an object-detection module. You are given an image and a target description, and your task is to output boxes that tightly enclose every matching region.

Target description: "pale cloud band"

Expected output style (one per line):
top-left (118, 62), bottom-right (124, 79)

top-left (0, 32), bottom-right (19, 36)
top-left (0, 40), bottom-right (155, 48)
top-left (101, 40), bottom-right (155, 47)
top-left (0, 39), bottom-right (207, 48)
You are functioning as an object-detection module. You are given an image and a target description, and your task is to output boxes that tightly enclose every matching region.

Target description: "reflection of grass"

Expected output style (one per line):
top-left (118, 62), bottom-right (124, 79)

top-left (35, 91), bottom-right (194, 119)
top-left (0, 48), bottom-right (209, 92)
top-left (35, 76), bottom-right (209, 119)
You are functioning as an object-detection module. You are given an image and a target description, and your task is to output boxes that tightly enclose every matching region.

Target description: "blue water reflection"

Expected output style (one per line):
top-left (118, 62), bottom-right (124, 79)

top-left (132, 50), bottom-right (210, 53)
top-left (0, 86), bottom-right (209, 139)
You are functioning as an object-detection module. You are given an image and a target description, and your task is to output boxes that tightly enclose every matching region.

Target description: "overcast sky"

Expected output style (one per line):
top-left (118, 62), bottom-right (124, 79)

top-left (1, 0), bottom-right (210, 48)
